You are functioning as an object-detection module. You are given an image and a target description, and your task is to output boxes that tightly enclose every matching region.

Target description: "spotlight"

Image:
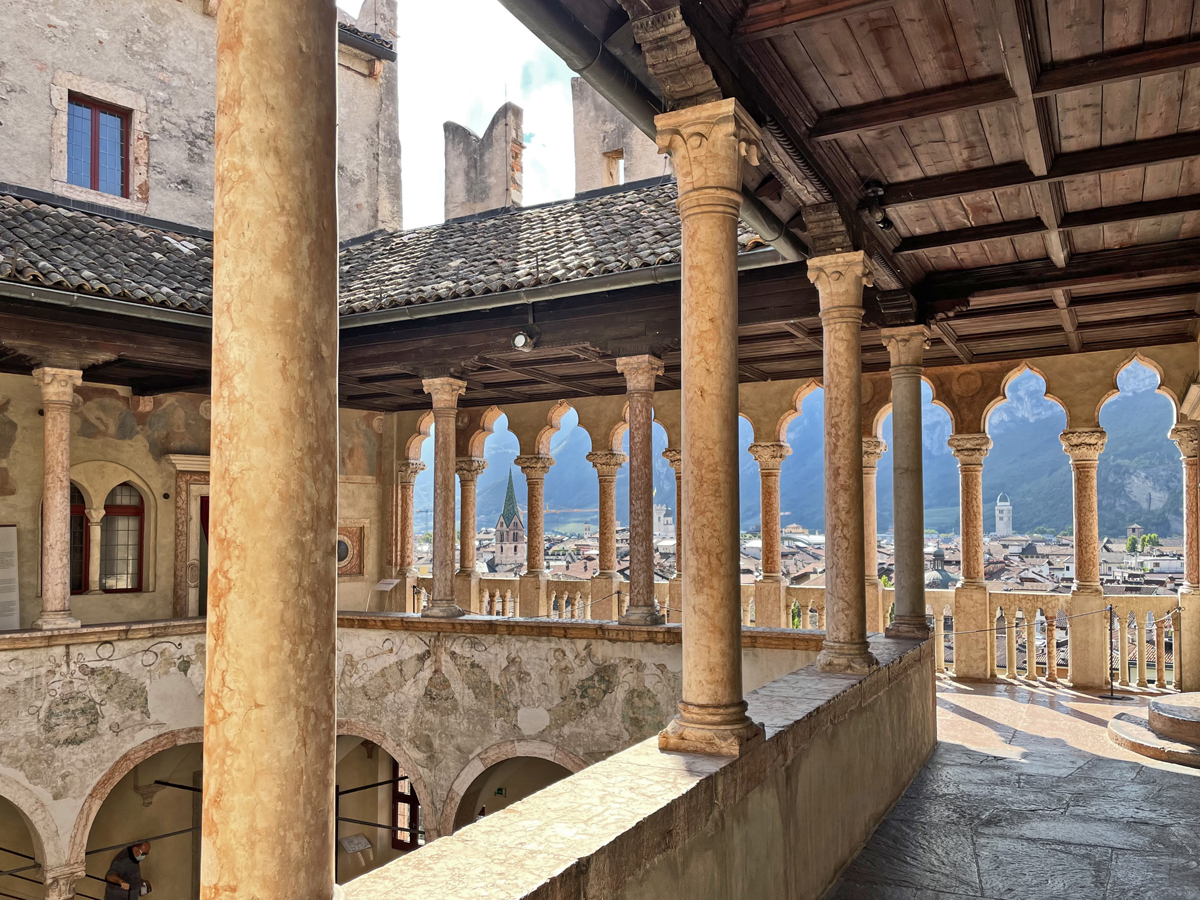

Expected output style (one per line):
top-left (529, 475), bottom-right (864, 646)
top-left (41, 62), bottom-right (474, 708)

top-left (511, 330), bottom-right (536, 352)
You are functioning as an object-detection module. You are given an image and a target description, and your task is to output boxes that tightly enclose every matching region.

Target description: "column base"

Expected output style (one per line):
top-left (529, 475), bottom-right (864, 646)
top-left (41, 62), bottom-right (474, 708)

top-left (589, 572), bottom-right (622, 621)
top-left (817, 640), bottom-right (879, 674)
top-left (658, 700), bottom-right (764, 758)
top-left (454, 570), bottom-right (482, 614)
top-left (421, 599), bottom-right (466, 618)
top-left (33, 611), bottom-right (81, 630)
top-left (519, 571), bottom-right (549, 618)
top-left (886, 615), bottom-right (930, 641)
top-left (619, 605), bottom-right (665, 626)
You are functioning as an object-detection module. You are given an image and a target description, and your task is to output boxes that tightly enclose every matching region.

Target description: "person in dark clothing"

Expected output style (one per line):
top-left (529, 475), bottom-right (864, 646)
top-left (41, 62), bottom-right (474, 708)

top-left (104, 841), bottom-right (152, 900)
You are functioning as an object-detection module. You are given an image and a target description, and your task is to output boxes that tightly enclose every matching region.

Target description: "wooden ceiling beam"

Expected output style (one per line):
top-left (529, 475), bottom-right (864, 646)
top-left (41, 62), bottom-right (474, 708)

top-left (1050, 289), bottom-right (1082, 353)
top-left (930, 320), bottom-right (974, 364)
top-left (1034, 40), bottom-right (1200, 98)
top-left (735, 0), bottom-right (900, 41)
top-left (809, 78), bottom-right (1016, 141)
top-left (880, 132), bottom-right (1200, 207)
top-left (476, 355), bottom-right (604, 396)
top-left (893, 193), bottom-right (1200, 255)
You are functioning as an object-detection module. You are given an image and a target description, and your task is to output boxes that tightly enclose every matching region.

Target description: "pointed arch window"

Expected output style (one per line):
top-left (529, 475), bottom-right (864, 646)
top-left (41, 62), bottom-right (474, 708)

top-left (69, 484), bottom-right (87, 594)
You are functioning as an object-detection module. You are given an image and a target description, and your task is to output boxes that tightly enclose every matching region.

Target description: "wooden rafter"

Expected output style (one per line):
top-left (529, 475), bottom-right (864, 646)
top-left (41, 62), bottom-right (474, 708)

top-left (930, 320), bottom-right (974, 364)
top-left (1050, 289), bottom-right (1082, 353)
top-left (735, 0), bottom-right (900, 41)
top-left (780, 320), bottom-right (823, 351)
top-left (477, 355), bottom-right (603, 396)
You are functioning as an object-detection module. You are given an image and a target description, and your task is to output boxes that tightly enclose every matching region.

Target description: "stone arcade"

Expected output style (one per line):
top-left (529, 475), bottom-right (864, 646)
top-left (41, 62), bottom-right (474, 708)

top-left (3, 0), bottom-right (1200, 898)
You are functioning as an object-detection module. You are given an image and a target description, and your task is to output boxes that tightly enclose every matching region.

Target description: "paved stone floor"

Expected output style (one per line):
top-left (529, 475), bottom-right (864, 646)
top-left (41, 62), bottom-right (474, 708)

top-left (831, 679), bottom-right (1200, 900)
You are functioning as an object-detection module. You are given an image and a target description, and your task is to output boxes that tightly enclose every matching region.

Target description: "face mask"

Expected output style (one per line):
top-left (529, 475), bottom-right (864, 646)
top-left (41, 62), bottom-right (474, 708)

top-left (134, 853), bottom-right (146, 861)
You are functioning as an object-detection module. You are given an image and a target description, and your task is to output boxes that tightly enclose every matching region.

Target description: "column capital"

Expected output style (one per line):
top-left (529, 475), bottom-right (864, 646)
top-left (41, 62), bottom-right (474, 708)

top-left (515, 454), bottom-right (554, 479)
top-left (862, 436), bottom-right (887, 467)
top-left (455, 457), bottom-right (487, 481)
top-left (1060, 428), bottom-right (1107, 462)
top-left (748, 441), bottom-right (791, 471)
top-left (1171, 423), bottom-right (1200, 459)
top-left (807, 251), bottom-right (873, 319)
top-left (947, 432), bottom-right (992, 464)
top-left (32, 367), bottom-right (83, 404)
top-left (396, 459), bottom-right (425, 483)
top-left (85, 507), bottom-right (105, 525)
top-left (880, 325), bottom-right (929, 371)
top-left (615, 354), bottom-right (664, 392)
top-left (661, 447), bottom-right (682, 472)
top-left (422, 376), bottom-right (467, 409)
top-left (654, 98), bottom-right (761, 202)
top-left (43, 863), bottom-right (86, 900)
top-left (586, 450), bottom-right (627, 477)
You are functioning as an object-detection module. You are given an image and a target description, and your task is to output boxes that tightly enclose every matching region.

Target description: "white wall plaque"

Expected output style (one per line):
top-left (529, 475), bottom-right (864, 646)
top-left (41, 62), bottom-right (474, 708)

top-left (0, 525), bottom-right (19, 631)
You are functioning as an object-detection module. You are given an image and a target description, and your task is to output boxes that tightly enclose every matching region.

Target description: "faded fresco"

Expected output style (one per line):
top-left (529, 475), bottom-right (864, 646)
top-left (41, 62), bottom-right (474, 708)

top-left (0, 396), bottom-right (17, 496)
top-left (0, 634), bottom-right (206, 803)
top-left (339, 410), bottom-right (382, 479)
top-left (75, 388), bottom-right (210, 460)
top-left (337, 628), bottom-right (682, 817)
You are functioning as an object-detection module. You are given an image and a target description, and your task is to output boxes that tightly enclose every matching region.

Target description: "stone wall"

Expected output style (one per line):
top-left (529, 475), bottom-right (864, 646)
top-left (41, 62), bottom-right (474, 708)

top-left (571, 78), bottom-right (666, 193)
top-left (444, 103), bottom-right (523, 221)
top-left (0, 616), bottom-right (822, 880)
top-left (0, 0), bottom-right (400, 238)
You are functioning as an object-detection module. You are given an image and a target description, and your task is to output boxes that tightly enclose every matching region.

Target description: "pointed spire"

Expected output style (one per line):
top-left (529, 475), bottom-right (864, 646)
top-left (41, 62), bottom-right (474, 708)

top-left (501, 468), bottom-right (522, 526)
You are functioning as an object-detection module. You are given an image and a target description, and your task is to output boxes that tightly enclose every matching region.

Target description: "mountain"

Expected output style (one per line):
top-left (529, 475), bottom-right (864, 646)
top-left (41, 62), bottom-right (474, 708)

top-left (414, 362), bottom-right (1184, 538)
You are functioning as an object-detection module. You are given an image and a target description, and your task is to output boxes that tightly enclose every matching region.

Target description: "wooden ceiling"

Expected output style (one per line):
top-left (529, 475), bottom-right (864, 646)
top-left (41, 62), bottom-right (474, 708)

top-left (8, 0), bottom-right (1200, 411)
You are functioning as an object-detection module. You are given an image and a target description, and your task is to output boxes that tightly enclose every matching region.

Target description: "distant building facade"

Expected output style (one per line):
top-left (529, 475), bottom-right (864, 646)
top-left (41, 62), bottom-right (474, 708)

top-left (653, 503), bottom-right (674, 539)
top-left (493, 470), bottom-right (526, 572)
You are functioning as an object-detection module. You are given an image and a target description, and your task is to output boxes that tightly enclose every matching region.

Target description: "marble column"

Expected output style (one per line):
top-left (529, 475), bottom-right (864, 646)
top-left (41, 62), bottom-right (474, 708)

top-left (948, 433), bottom-right (992, 680)
top-left (393, 460), bottom-right (424, 612)
top-left (618, 354), bottom-right (665, 625)
top-left (882, 326), bottom-right (930, 640)
top-left (516, 455), bottom-right (553, 617)
top-left (750, 442), bottom-right (791, 628)
top-left (862, 437), bottom-right (887, 633)
top-left (422, 377), bottom-right (467, 618)
top-left (663, 448), bottom-right (683, 624)
top-left (1172, 424), bottom-right (1200, 691)
top-left (1061, 428), bottom-right (1108, 689)
top-left (454, 457), bottom-right (487, 613)
top-left (203, 1), bottom-right (338, 897)
top-left (33, 367), bottom-right (82, 630)
top-left (655, 98), bottom-right (764, 756)
top-left (84, 508), bottom-right (104, 594)
top-left (808, 252), bottom-right (878, 674)
top-left (587, 450), bottom-right (626, 621)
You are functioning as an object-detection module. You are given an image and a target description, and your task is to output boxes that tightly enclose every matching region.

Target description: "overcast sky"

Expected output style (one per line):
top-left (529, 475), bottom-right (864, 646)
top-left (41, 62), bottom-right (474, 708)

top-left (339, 0), bottom-right (577, 229)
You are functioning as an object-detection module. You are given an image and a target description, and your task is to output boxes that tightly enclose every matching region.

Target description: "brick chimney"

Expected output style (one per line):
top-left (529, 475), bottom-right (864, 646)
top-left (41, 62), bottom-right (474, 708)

top-left (443, 102), bottom-right (523, 221)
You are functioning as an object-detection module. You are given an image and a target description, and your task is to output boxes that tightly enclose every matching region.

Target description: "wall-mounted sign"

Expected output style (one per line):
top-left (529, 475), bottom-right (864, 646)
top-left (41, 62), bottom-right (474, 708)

top-left (0, 525), bottom-right (19, 631)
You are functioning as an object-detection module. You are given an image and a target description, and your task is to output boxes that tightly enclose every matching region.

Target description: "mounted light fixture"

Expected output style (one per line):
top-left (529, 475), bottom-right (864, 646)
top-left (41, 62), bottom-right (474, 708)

top-left (863, 180), bottom-right (893, 231)
top-left (511, 329), bottom-right (537, 352)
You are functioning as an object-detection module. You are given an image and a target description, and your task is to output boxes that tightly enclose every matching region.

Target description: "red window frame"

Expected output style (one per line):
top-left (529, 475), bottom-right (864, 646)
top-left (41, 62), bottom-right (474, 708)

top-left (390, 759), bottom-right (424, 851)
top-left (68, 93), bottom-right (130, 198)
top-left (100, 484), bottom-right (145, 593)
top-left (69, 490), bottom-right (89, 595)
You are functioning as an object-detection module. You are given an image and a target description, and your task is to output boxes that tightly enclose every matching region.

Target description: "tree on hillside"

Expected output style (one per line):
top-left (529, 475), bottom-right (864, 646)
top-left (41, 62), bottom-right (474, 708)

top-left (1126, 535), bottom-right (1139, 553)
top-left (1141, 533), bottom-right (1160, 550)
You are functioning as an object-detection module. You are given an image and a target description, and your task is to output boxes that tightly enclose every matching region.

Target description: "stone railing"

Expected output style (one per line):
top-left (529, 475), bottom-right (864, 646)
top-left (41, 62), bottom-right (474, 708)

top-left (788, 585), bottom-right (827, 629)
top-left (1107, 594), bottom-right (1180, 689)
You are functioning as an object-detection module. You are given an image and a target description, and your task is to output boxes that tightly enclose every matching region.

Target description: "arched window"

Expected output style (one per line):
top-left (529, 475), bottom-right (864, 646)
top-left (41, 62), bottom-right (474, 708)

top-left (99, 482), bottom-right (144, 591)
top-left (69, 484), bottom-right (87, 594)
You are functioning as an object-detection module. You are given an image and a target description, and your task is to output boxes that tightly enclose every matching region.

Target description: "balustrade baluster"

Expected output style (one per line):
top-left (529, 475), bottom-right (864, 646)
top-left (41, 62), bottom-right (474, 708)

top-left (934, 608), bottom-right (946, 673)
top-left (1005, 609), bottom-right (1017, 679)
top-left (1156, 616), bottom-right (1168, 688)
top-left (1137, 616), bottom-right (1149, 688)
top-left (1046, 612), bottom-right (1059, 683)
top-left (1025, 613), bottom-right (1038, 681)
top-left (1118, 612), bottom-right (1130, 686)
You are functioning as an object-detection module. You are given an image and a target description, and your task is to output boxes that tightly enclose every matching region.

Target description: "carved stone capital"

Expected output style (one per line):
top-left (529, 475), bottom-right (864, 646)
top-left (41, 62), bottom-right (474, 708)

top-left (515, 454), bottom-right (554, 479)
top-left (947, 432), bottom-right (993, 465)
top-left (43, 864), bottom-right (86, 900)
top-left (806, 251), bottom-right (873, 319)
top-left (748, 441), bottom-right (791, 471)
top-left (455, 457), bottom-right (488, 481)
top-left (655, 98), bottom-right (761, 204)
top-left (32, 366), bottom-right (83, 405)
top-left (616, 354), bottom-right (664, 393)
top-left (631, 6), bottom-right (722, 108)
top-left (1060, 429), bottom-right (1107, 461)
top-left (1171, 423), bottom-right (1200, 460)
top-left (396, 460), bottom-right (425, 484)
top-left (587, 450), bottom-right (627, 478)
top-left (661, 448), bottom-right (682, 472)
top-left (881, 325), bottom-right (929, 371)
top-left (862, 436), bottom-right (887, 467)
top-left (422, 376), bottom-right (466, 410)
top-left (85, 507), bottom-right (105, 525)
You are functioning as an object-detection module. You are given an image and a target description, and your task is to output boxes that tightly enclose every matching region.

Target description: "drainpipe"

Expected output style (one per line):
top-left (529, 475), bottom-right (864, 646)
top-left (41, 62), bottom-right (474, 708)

top-left (494, 0), bottom-right (807, 262)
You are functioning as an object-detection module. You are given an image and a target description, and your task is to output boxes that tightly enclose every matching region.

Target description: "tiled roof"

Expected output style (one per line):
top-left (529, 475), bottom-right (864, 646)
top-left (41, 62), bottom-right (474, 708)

top-left (337, 22), bottom-right (394, 51)
top-left (0, 179), bottom-right (765, 319)
top-left (0, 193), bottom-right (213, 312)
top-left (336, 179), bottom-right (765, 314)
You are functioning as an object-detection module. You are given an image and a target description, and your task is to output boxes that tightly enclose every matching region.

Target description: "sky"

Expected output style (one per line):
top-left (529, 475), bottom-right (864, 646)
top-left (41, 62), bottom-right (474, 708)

top-left (339, 0), bottom-right (577, 228)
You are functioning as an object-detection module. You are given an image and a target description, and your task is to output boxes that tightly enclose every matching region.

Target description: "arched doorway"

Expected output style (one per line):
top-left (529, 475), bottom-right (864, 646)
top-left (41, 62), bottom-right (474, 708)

top-left (451, 757), bottom-right (572, 832)
top-left (0, 793), bottom-right (46, 900)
